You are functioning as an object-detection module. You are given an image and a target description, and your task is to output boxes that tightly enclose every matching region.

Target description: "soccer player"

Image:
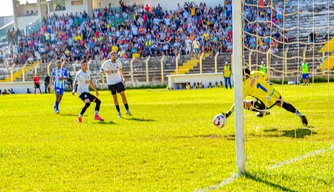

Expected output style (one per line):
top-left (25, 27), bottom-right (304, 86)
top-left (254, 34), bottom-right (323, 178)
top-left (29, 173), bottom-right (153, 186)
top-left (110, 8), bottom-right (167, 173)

top-left (223, 68), bottom-right (308, 126)
top-left (50, 60), bottom-right (68, 114)
top-left (301, 60), bottom-right (309, 86)
top-left (100, 51), bottom-right (132, 118)
top-left (33, 74), bottom-right (42, 94)
top-left (72, 60), bottom-right (104, 123)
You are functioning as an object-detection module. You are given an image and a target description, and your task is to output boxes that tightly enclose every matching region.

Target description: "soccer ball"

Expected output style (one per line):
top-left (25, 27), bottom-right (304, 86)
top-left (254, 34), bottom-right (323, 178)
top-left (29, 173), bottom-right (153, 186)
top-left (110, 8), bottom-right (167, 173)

top-left (212, 114), bottom-right (227, 128)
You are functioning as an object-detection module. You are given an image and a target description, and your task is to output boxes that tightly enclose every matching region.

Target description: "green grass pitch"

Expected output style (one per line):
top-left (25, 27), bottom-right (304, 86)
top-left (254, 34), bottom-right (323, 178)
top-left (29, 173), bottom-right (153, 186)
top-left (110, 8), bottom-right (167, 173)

top-left (0, 83), bottom-right (333, 191)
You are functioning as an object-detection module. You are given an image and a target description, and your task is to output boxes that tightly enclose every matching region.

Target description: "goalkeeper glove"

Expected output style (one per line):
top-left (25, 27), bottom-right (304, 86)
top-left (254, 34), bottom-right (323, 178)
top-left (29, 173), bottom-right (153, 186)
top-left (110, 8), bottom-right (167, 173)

top-left (224, 111), bottom-right (232, 118)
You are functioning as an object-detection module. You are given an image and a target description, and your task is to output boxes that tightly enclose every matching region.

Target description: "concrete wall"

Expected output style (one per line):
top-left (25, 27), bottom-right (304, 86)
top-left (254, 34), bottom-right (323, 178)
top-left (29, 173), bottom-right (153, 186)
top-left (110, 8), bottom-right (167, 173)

top-left (0, 81), bottom-right (40, 94)
top-left (167, 73), bottom-right (225, 89)
top-left (48, 0), bottom-right (91, 16)
top-left (17, 15), bottom-right (39, 33)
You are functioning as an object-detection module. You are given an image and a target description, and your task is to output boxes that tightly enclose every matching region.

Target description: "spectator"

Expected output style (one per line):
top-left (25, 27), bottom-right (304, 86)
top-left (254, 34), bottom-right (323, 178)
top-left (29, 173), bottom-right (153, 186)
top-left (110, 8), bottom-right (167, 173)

top-left (309, 30), bottom-right (317, 50)
top-left (186, 82), bottom-right (190, 90)
top-left (10, 88), bottom-right (15, 94)
top-left (44, 74), bottom-right (50, 93)
top-left (223, 62), bottom-right (232, 89)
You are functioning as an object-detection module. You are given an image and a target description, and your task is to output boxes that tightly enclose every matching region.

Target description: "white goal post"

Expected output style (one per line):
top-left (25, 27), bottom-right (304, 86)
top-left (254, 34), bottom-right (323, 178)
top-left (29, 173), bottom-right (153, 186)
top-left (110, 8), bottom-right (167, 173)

top-left (232, 0), bottom-right (246, 175)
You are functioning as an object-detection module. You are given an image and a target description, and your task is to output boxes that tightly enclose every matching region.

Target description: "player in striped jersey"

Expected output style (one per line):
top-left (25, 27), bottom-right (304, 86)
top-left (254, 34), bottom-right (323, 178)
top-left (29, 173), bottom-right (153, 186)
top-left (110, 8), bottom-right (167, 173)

top-left (50, 60), bottom-right (68, 114)
top-left (72, 60), bottom-right (104, 123)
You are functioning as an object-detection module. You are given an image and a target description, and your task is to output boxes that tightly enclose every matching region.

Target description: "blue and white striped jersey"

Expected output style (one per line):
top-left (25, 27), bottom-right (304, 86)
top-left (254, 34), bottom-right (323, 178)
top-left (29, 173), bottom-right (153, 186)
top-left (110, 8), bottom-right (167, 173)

top-left (51, 67), bottom-right (68, 89)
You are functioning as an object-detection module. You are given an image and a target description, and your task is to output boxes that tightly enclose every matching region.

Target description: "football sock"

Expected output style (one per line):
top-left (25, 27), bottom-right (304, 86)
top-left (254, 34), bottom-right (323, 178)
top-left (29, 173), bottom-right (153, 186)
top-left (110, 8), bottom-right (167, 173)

top-left (55, 101), bottom-right (59, 108)
top-left (79, 114), bottom-right (82, 118)
top-left (124, 103), bottom-right (129, 110)
top-left (95, 98), bottom-right (101, 112)
top-left (282, 102), bottom-right (302, 116)
top-left (81, 103), bottom-right (90, 115)
top-left (116, 105), bottom-right (120, 112)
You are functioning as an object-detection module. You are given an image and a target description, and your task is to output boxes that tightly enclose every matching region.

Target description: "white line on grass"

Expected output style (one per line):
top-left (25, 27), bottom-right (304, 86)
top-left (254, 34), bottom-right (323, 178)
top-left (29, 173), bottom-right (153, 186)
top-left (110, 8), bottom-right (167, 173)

top-left (268, 144), bottom-right (334, 170)
top-left (194, 174), bottom-right (238, 192)
top-left (195, 144), bottom-right (334, 192)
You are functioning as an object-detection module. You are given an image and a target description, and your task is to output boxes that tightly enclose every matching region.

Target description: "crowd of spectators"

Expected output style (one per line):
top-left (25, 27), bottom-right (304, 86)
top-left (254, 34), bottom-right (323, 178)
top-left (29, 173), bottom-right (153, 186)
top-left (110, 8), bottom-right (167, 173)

top-left (243, 0), bottom-right (289, 54)
top-left (9, 1), bottom-right (234, 64)
top-left (0, 88), bottom-right (15, 95)
top-left (25, 10), bottom-right (38, 16)
top-left (6, 0), bottom-right (291, 65)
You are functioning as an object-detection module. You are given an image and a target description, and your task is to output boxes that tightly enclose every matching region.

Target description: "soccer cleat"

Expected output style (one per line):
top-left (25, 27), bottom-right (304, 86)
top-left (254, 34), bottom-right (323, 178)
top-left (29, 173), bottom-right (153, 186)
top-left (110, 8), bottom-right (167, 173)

top-left (118, 112), bottom-right (122, 118)
top-left (300, 115), bottom-right (308, 126)
top-left (126, 110), bottom-right (132, 116)
top-left (94, 115), bottom-right (104, 121)
top-left (256, 111), bottom-right (270, 117)
top-left (54, 105), bottom-right (60, 114)
top-left (77, 117), bottom-right (82, 123)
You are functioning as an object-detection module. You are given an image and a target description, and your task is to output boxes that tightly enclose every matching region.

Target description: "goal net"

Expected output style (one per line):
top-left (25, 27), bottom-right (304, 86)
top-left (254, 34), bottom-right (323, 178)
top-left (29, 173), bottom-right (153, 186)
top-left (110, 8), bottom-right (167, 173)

top-left (234, 0), bottom-right (334, 176)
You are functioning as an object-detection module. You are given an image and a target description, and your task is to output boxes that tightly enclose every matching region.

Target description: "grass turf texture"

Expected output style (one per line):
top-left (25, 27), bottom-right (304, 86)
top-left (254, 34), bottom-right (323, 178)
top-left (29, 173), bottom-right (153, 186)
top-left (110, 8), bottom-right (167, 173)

top-left (0, 83), bottom-right (333, 191)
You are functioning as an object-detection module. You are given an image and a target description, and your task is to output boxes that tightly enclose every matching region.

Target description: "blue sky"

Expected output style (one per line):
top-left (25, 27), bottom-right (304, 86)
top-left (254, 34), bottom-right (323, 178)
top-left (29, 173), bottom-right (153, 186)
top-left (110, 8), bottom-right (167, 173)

top-left (0, 0), bottom-right (38, 17)
top-left (0, 0), bottom-right (13, 16)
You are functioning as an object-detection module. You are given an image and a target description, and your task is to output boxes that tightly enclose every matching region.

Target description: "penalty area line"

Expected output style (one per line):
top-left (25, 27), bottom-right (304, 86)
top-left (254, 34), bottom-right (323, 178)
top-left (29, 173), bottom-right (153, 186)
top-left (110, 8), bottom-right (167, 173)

top-left (194, 144), bottom-right (334, 192)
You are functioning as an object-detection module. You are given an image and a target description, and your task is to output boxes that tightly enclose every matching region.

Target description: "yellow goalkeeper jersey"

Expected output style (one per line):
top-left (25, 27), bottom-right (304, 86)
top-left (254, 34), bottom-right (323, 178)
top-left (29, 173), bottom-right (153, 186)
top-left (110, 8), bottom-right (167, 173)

top-left (244, 71), bottom-right (281, 108)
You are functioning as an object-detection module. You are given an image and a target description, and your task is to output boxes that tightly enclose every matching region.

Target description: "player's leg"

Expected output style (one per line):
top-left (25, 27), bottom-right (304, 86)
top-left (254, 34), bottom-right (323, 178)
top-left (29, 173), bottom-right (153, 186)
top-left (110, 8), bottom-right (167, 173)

top-left (225, 100), bottom-right (269, 119)
top-left (78, 98), bottom-right (91, 123)
top-left (306, 74), bottom-right (309, 85)
top-left (90, 93), bottom-right (104, 121)
top-left (244, 99), bottom-right (270, 117)
top-left (34, 84), bottom-right (36, 94)
top-left (109, 84), bottom-right (121, 118)
top-left (113, 94), bottom-right (122, 118)
top-left (276, 99), bottom-right (308, 126)
top-left (117, 82), bottom-right (132, 116)
top-left (224, 78), bottom-right (228, 89)
top-left (120, 91), bottom-right (132, 116)
top-left (54, 93), bottom-right (60, 113)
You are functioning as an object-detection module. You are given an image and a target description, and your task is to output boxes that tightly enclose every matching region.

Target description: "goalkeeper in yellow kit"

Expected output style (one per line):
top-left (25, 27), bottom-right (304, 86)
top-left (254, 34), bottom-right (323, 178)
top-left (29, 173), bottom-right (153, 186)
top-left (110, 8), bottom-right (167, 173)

top-left (224, 68), bottom-right (308, 126)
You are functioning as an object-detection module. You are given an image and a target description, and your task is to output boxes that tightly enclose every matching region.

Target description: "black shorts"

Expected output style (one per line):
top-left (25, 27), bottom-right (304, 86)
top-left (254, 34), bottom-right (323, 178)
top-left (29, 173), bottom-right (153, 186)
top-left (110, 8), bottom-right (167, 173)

top-left (34, 83), bottom-right (40, 89)
top-left (108, 82), bottom-right (125, 95)
top-left (252, 96), bottom-right (282, 110)
top-left (79, 92), bottom-right (97, 102)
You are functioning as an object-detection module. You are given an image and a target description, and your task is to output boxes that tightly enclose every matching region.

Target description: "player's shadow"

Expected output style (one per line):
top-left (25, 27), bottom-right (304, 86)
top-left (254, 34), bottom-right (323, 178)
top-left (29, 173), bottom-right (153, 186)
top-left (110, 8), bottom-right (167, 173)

top-left (244, 172), bottom-right (297, 192)
top-left (60, 114), bottom-right (87, 117)
top-left (264, 128), bottom-right (317, 138)
top-left (94, 121), bottom-right (116, 125)
top-left (177, 134), bottom-right (236, 140)
top-left (124, 117), bottom-right (155, 122)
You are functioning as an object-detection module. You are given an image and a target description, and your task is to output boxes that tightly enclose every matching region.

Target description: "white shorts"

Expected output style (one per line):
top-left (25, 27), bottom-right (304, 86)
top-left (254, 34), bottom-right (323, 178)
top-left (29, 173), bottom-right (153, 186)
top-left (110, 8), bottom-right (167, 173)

top-left (186, 47), bottom-right (191, 53)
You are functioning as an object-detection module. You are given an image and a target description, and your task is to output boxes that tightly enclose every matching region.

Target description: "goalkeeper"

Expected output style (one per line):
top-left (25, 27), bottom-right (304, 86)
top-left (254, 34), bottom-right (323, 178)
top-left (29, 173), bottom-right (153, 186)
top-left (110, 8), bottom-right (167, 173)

top-left (224, 68), bottom-right (308, 126)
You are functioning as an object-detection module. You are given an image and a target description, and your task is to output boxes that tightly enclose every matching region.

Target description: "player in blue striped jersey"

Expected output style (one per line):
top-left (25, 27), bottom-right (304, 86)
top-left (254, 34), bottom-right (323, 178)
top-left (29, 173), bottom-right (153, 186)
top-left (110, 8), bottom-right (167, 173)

top-left (50, 60), bottom-right (68, 114)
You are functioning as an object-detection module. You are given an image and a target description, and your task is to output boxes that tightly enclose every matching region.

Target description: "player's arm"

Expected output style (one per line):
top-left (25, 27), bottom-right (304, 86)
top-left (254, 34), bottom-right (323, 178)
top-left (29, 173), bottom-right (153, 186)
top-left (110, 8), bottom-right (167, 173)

top-left (224, 104), bottom-right (235, 118)
top-left (59, 69), bottom-right (69, 80)
top-left (119, 68), bottom-right (125, 84)
top-left (49, 75), bottom-right (54, 86)
top-left (89, 80), bottom-right (99, 97)
top-left (100, 62), bottom-right (110, 75)
top-left (72, 81), bottom-right (77, 95)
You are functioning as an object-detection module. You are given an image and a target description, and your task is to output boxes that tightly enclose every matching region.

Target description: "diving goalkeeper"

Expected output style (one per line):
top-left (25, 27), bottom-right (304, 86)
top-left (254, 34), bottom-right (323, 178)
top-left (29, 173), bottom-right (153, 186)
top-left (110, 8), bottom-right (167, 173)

top-left (224, 68), bottom-right (308, 126)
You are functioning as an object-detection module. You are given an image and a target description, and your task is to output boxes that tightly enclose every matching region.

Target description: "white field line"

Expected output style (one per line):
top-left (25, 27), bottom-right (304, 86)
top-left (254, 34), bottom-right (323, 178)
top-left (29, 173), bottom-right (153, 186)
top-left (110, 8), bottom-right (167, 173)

top-left (195, 144), bottom-right (334, 192)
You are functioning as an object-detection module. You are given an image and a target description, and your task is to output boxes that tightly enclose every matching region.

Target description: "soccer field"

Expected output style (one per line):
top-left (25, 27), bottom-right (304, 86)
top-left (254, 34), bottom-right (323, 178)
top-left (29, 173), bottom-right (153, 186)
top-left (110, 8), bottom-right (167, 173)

top-left (0, 83), bottom-right (333, 191)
